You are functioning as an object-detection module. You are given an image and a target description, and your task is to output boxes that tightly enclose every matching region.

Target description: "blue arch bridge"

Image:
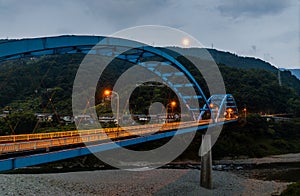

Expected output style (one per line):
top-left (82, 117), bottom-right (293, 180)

top-left (0, 35), bottom-right (238, 172)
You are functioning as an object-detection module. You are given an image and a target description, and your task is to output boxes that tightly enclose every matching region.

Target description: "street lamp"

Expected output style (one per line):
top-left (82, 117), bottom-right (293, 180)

top-left (243, 107), bottom-right (247, 120)
top-left (227, 108), bottom-right (233, 119)
top-left (104, 89), bottom-right (120, 127)
top-left (166, 101), bottom-right (176, 123)
top-left (209, 103), bottom-right (217, 122)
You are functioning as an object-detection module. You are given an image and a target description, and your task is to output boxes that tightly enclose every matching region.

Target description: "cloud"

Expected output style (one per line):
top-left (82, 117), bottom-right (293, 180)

top-left (0, 0), bottom-right (298, 68)
top-left (82, 0), bottom-right (171, 29)
top-left (217, 0), bottom-right (292, 18)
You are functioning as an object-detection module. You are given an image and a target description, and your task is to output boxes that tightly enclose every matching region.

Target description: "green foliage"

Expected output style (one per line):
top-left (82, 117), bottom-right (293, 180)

top-left (1, 50), bottom-right (300, 117)
top-left (281, 181), bottom-right (300, 196)
top-left (288, 98), bottom-right (300, 117)
top-left (272, 118), bottom-right (300, 139)
top-left (212, 116), bottom-right (300, 159)
top-left (0, 112), bottom-right (38, 135)
top-left (129, 82), bottom-right (180, 115)
top-left (95, 101), bottom-right (112, 117)
top-left (36, 124), bottom-right (77, 133)
top-left (170, 115), bottom-right (300, 161)
top-left (207, 48), bottom-right (278, 72)
top-left (174, 54), bottom-right (300, 116)
top-left (166, 47), bottom-right (278, 71)
top-left (218, 64), bottom-right (300, 114)
top-left (0, 54), bottom-right (83, 115)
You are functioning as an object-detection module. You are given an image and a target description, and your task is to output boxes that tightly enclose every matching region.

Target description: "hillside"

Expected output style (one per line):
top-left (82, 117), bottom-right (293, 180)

top-left (165, 47), bottom-right (300, 96)
top-left (207, 49), bottom-right (300, 95)
top-left (0, 48), bottom-right (299, 117)
top-left (208, 49), bottom-right (278, 72)
top-left (289, 69), bottom-right (300, 80)
top-left (166, 47), bottom-right (278, 72)
top-left (0, 55), bottom-right (83, 114)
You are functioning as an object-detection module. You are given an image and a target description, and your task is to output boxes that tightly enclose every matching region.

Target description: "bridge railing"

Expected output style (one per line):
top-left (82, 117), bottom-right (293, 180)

top-left (0, 121), bottom-right (204, 154)
top-left (0, 121), bottom-right (199, 143)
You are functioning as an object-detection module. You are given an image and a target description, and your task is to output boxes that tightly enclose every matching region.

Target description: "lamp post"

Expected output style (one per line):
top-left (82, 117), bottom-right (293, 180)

top-left (104, 90), bottom-right (120, 127)
top-left (243, 108), bottom-right (247, 120)
top-left (166, 101), bottom-right (176, 123)
top-left (227, 108), bottom-right (233, 119)
top-left (209, 103), bottom-right (215, 122)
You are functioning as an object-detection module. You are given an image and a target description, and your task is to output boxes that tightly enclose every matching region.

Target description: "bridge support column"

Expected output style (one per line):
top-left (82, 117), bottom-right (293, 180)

top-left (200, 134), bottom-right (213, 189)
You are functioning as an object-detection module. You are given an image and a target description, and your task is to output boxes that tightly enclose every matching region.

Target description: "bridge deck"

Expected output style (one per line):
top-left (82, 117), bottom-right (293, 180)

top-left (0, 119), bottom-right (238, 172)
top-left (0, 121), bottom-right (208, 154)
top-left (0, 121), bottom-right (198, 143)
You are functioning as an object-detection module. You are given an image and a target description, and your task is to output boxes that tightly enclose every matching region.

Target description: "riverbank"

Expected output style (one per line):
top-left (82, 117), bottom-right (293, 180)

top-left (1, 153), bottom-right (299, 195)
top-left (214, 153), bottom-right (300, 165)
top-left (214, 153), bottom-right (300, 182)
top-left (0, 169), bottom-right (289, 195)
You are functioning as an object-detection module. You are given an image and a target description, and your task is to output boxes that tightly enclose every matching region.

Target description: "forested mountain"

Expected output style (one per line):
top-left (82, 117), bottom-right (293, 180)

top-left (289, 69), bottom-right (300, 80)
top-left (0, 48), bottom-right (299, 117)
top-left (0, 55), bottom-right (83, 115)
top-left (167, 47), bottom-right (278, 72)
top-left (166, 47), bottom-right (300, 96)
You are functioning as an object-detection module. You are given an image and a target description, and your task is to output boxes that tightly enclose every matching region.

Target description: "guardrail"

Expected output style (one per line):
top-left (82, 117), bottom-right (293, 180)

top-left (0, 121), bottom-right (203, 154)
top-left (0, 128), bottom-right (114, 143)
top-left (0, 121), bottom-right (199, 143)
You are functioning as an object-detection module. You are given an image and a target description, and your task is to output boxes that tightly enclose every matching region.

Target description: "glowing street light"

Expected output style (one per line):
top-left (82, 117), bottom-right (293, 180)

top-left (243, 107), bottom-right (247, 120)
top-left (104, 89), bottom-right (111, 96)
top-left (166, 101), bottom-right (176, 123)
top-left (171, 101), bottom-right (176, 107)
top-left (104, 89), bottom-right (120, 126)
top-left (227, 108), bottom-right (233, 119)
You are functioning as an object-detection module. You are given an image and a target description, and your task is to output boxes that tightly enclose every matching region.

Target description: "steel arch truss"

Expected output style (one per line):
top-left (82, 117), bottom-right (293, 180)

top-left (0, 35), bottom-right (215, 120)
top-left (199, 94), bottom-right (238, 122)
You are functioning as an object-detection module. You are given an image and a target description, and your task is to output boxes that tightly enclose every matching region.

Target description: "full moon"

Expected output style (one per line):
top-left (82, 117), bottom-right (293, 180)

top-left (182, 38), bottom-right (190, 47)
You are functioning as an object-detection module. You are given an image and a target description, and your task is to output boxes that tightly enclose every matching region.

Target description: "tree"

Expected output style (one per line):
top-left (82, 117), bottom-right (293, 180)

top-left (2, 112), bottom-right (38, 135)
top-left (288, 98), bottom-right (300, 117)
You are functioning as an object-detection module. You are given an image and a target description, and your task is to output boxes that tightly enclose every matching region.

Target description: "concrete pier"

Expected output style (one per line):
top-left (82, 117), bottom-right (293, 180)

top-left (200, 134), bottom-right (213, 189)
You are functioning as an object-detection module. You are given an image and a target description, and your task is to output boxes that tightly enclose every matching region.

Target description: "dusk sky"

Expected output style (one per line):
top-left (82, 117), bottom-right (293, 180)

top-left (0, 0), bottom-right (299, 69)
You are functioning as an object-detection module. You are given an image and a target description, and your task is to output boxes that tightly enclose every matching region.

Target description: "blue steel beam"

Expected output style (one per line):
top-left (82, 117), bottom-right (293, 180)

top-left (199, 94), bottom-right (238, 121)
top-left (0, 35), bottom-right (105, 61)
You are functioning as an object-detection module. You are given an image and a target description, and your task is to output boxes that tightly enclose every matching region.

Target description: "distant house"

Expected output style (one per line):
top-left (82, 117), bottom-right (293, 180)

top-left (261, 114), bottom-right (291, 122)
top-left (35, 113), bottom-right (53, 122)
top-left (61, 116), bottom-right (74, 124)
top-left (74, 115), bottom-right (95, 125)
top-left (98, 116), bottom-right (116, 123)
top-left (3, 110), bottom-right (10, 114)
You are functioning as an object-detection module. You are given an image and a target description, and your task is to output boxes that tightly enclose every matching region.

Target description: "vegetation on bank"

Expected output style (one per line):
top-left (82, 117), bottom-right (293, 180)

top-left (281, 181), bottom-right (300, 196)
top-left (212, 115), bottom-right (300, 159)
top-left (171, 115), bottom-right (300, 161)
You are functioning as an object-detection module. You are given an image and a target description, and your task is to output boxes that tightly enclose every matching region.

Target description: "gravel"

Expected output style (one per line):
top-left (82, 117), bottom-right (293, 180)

top-left (0, 169), bottom-right (289, 195)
